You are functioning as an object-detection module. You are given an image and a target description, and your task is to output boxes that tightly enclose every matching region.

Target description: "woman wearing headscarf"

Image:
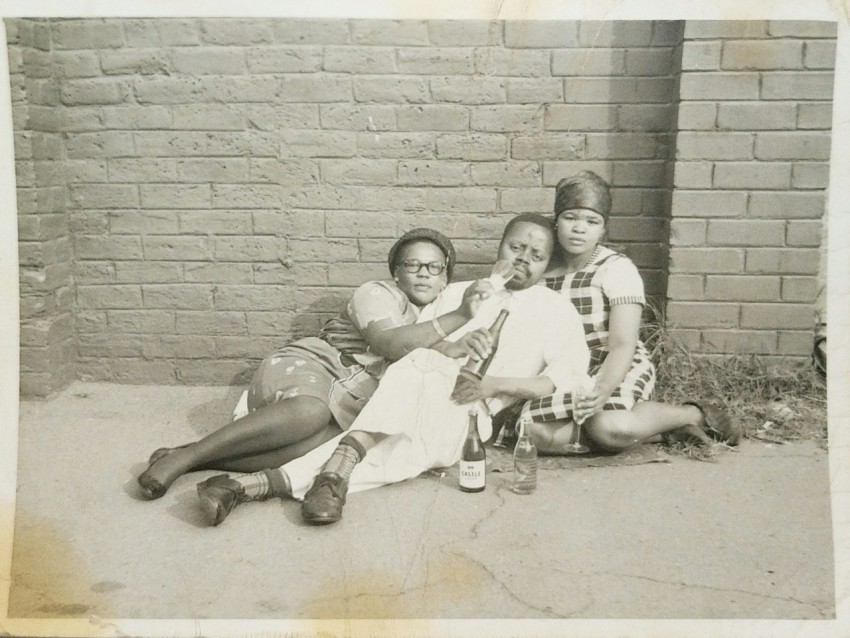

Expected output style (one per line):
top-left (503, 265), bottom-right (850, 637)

top-left (522, 171), bottom-right (742, 453)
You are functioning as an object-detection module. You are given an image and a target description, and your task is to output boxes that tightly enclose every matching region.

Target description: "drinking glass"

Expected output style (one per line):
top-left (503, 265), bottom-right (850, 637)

top-left (567, 386), bottom-right (591, 454)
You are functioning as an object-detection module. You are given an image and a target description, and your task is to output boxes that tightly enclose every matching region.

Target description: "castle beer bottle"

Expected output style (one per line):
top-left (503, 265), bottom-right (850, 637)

top-left (459, 408), bottom-right (486, 492)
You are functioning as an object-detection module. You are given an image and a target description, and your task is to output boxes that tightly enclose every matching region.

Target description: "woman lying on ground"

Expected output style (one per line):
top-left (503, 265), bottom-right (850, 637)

top-left (521, 170), bottom-right (742, 453)
top-left (136, 228), bottom-right (492, 508)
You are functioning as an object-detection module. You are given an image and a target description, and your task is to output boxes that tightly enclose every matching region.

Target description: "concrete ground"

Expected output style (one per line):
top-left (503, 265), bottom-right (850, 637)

top-left (4, 381), bottom-right (839, 633)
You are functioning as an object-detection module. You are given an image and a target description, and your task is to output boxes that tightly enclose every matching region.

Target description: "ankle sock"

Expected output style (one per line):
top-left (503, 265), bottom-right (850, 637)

top-left (233, 468), bottom-right (291, 500)
top-left (263, 468), bottom-right (291, 498)
top-left (320, 436), bottom-right (366, 481)
top-left (340, 434), bottom-right (369, 460)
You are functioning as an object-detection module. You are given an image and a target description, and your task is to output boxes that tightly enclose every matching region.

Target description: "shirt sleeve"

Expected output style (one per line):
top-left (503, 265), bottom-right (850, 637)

top-left (600, 255), bottom-right (646, 306)
top-left (347, 281), bottom-right (411, 332)
top-left (538, 293), bottom-right (593, 392)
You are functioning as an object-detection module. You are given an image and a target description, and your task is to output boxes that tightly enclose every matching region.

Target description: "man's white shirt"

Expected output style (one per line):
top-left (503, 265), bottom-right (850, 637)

top-left (418, 280), bottom-right (591, 414)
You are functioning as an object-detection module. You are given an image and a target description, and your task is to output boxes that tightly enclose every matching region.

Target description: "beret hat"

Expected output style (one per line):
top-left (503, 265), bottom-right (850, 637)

top-left (387, 228), bottom-right (456, 280)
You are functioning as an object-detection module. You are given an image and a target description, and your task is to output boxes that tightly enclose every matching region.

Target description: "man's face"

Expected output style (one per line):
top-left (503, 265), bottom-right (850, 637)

top-left (497, 221), bottom-right (553, 290)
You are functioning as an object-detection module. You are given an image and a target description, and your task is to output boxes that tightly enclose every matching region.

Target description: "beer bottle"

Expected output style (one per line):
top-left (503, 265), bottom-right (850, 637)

top-left (459, 408), bottom-right (486, 492)
top-left (457, 308), bottom-right (510, 382)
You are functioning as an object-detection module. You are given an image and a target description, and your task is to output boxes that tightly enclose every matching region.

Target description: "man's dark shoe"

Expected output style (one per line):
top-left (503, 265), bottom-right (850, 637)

top-left (196, 474), bottom-right (249, 527)
top-left (301, 472), bottom-right (348, 525)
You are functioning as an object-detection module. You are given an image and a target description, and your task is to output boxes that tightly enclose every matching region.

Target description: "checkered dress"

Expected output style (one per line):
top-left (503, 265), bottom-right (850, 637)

top-left (524, 245), bottom-right (656, 422)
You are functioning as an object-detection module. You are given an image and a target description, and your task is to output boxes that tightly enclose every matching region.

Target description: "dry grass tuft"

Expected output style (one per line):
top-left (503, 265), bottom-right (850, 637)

top-left (641, 304), bottom-right (828, 452)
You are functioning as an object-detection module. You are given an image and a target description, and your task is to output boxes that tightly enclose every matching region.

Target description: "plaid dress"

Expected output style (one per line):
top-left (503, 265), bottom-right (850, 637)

top-left (524, 245), bottom-right (656, 422)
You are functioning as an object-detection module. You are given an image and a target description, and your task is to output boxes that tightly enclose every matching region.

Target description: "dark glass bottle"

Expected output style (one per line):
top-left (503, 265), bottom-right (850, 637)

top-left (459, 408), bottom-right (486, 492)
top-left (456, 309), bottom-right (510, 383)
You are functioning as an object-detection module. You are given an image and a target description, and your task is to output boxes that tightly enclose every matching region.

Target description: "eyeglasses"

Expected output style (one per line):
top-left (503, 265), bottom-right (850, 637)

top-left (399, 260), bottom-right (446, 276)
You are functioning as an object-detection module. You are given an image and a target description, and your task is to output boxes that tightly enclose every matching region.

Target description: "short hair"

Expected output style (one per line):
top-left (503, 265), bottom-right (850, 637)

top-left (501, 212), bottom-right (556, 242)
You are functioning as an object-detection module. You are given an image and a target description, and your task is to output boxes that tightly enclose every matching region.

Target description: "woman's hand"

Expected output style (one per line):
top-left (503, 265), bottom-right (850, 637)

top-left (573, 383), bottom-right (611, 423)
top-left (459, 280), bottom-right (495, 319)
top-left (439, 328), bottom-right (493, 360)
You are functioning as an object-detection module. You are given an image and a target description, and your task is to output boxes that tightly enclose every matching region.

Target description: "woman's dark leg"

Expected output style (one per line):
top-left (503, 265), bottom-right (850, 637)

top-left (138, 396), bottom-right (332, 497)
top-left (203, 422), bottom-right (343, 473)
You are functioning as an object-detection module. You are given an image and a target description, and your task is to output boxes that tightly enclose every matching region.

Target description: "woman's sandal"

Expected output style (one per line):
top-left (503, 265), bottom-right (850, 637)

top-left (683, 400), bottom-right (742, 446)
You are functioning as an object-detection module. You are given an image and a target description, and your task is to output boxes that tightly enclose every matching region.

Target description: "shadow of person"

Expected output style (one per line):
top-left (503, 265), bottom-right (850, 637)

top-left (185, 385), bottom-right (248, 438)
top-left (166, 483), bottom-right (217, 529)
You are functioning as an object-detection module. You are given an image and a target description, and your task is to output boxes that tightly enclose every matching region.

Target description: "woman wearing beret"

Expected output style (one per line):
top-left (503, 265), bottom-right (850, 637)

top-left (523, 171), bottom-right (742, 453)
top-left (137, 228), bottom-right (491, 512)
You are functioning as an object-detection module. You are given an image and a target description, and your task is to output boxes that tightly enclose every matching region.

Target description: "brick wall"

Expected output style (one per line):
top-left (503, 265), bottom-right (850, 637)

top-left (11, 19), bottom-right (76, 397)
top-left (668, 20), bottom-right (834, 359)
top-left (9, 18), bottom-right (833, 395)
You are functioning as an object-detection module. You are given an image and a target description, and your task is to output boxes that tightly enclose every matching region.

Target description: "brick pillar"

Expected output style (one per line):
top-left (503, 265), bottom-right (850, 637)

top-left (11, 18), bottom-right (76, 397)
top-left (668, 20), bottom-right (834, 359)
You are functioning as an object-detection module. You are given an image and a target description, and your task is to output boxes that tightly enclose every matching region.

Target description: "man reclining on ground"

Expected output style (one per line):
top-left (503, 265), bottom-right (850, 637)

top-left (194, 212), bottom-right (592, 526)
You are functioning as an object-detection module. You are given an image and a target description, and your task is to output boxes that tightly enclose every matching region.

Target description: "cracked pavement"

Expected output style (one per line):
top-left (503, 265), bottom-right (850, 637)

top-left (6, 381), bottom-right (836, 626)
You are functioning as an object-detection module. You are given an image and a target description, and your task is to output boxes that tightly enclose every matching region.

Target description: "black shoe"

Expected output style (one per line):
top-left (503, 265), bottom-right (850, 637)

top-left (196, 474), bottom-right (249, 526)
top-left (684, 400), bottom-right (742, 446)
top-left (301, 472), bottom-right (348, 525)
top-left (137, 469), bottom-right (168, 500)
top-left (148, 443), bottom-right (190, 466)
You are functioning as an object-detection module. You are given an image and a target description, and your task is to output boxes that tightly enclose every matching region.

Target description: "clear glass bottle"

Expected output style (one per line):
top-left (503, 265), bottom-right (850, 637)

top-left (512, 417), bottom-right (537, 495)
top-left (459, 408), bottom-right (486, 493)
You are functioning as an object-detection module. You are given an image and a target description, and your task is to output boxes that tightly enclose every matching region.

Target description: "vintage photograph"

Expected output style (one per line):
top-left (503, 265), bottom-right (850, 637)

top-left (1, 2), bottom-right (847, 637)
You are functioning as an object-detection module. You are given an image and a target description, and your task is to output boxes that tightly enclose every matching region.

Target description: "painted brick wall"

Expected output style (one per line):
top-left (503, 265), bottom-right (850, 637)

top-left (10, 18), bottom-right (833, 395)
top-left (668, 20), bottom-right (834, 360)
top-left (11, 19), bottom-right (77, 397)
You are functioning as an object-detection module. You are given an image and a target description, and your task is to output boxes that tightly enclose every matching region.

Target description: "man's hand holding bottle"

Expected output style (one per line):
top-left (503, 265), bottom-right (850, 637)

top-left (450, 370), bottom-right (493, 404)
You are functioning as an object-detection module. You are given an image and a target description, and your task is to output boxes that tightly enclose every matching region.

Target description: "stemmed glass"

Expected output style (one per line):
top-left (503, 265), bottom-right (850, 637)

top-left (567, 385), bottom-right (591, 454)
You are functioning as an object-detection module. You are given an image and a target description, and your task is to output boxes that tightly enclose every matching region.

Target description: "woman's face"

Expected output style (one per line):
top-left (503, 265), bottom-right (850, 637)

top-left (393, 240), bottom-right (449, 307)
top-left (556, 208), bottom-right (606, 257)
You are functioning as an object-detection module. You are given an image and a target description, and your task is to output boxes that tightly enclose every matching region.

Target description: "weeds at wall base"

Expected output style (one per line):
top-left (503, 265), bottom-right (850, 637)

top-left (651, 337), bottom-right (828, 451)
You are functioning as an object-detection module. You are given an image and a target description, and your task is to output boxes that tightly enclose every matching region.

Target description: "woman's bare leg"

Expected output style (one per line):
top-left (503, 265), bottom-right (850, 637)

top-left (527, 419), bottom-right (580, 454)
top-left (585, 402), bottom-right (706, 452)
top-left (527, 402), bottom-right (708, 455)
